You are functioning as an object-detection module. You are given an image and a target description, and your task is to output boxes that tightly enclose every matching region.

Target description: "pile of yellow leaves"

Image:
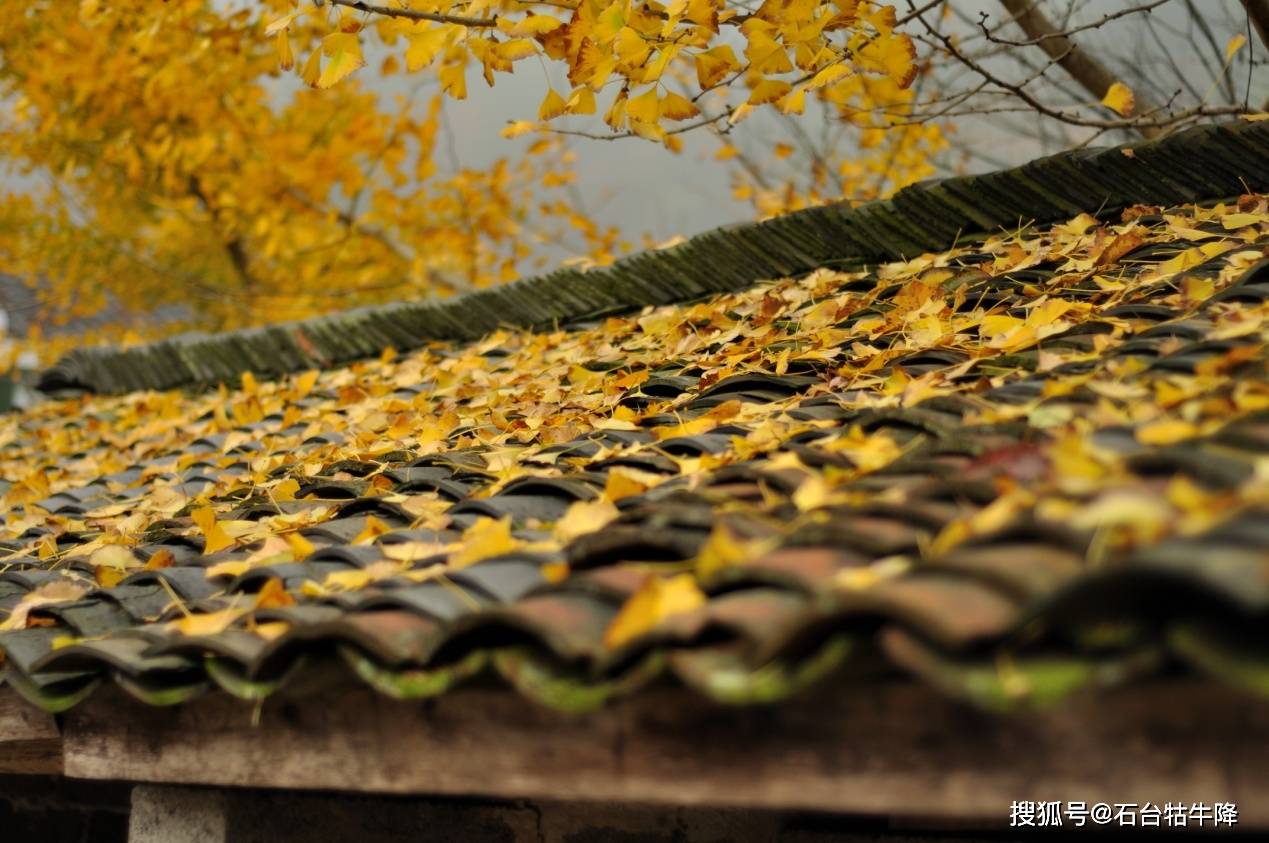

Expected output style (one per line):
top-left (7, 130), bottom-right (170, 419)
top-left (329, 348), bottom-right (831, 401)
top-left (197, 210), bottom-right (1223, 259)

top-left (0, 198), bottom-right (1266, 652)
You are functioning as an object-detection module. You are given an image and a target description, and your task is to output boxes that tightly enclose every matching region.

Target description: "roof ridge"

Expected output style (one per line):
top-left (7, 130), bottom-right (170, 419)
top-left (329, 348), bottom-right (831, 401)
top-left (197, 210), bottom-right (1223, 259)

top-left (38, 119), bottom-right (1269, 395)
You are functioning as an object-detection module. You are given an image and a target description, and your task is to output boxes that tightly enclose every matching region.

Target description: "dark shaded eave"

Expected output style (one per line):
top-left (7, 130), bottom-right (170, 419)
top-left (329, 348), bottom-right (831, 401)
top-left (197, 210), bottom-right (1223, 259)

top-left (39, 118), bottom-right (1269, 395)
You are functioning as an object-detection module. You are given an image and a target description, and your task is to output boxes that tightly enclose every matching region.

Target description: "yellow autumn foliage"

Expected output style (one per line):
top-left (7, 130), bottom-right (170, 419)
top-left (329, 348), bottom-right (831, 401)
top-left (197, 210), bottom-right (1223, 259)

top-left (0, 0), bottom-right (616, 366)
top-left (0, 0), bottom-right (949, 372)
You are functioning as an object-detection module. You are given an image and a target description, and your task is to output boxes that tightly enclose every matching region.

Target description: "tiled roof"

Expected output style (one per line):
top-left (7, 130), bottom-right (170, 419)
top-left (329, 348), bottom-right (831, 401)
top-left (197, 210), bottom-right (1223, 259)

top-left (1, 152), bottom-right (1268, 720)
top-left (39, 119), bottom-right (1269, 395)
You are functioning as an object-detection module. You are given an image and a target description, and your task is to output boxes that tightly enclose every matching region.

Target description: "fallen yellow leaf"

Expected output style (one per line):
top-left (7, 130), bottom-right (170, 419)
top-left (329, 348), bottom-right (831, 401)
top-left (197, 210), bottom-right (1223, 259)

top-left (352, 515), bottom-right (393, 545)
top-left (695, 524), bottom-right (774, 579)
top-left (254, 576), bottom-right (296, 609)
top-left (191, 506), bottom-right (236, 555)
top-left (603, 466), bottom-right (655, 501)
top-left (452, 517), bottom-right (521, 567)
top-left (553, 498), bottom-right (619, 543)
top-left (1101, 81), bottom-right (1135, 117)
top-left (604, 573), bottom-right (706, 649)
top-left (1, 580), bottom-right (89, 630)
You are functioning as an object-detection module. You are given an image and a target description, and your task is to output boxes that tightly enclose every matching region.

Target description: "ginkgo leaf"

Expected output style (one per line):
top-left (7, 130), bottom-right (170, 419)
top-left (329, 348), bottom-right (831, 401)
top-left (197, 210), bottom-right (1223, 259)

top-left (744, 29), bottom-right (794, 75)
top-left (625, 87), bottom-right (661, 124)
top-left (494, 39), bottom-right (537, 63)
top-left (566, 86), bottom-right (597, 115)
top-left (553, 498), bottom-right (619, 543)
top-left (507, 15), bottom-right (563, 37)
top-left (539, 87), bottom-right (568, 120)
top-left (95, 566), bottom-right (126, 588)
top-left (318, 32), bottom-right (365, 88)
top-left (205, 560), bottom-right (249, 580)
top-left (542, 561), bottom-right (570, 583)
top-left (660, 91), bottom-right (699, 121)
top-left (264, 11), bottom-right (302, 36)
top-left (1226, 33), bottom-right (1247, 62)
top-left (792, 473), bottom-right (835, 511)
top-left (684, 0), bottom-right (719, 29)
top-left (779, 86), bottom-right (806, 115)
top-left (271, 478), bottom-right (300, 501)
top-left (613, 27), bottom-right (651, 68)
top-left (1101, 82), bottom-right (1135, 117)
top-left (294, 369), bottom-right (320, 397)
top-left (89, 543), bottom-right (143, 570)
top-left (284, 531), bottom-right (316, 560)
top-left (405, 27), bottom-right (451, 71)
top-left (695, 45), bottom-right (739, 89)
top-left (603, 466), bottom-right (653, 501)
top-left (857, 31), bottom-right (917, 88)
top-left (694, 524), bottom-right (774, 578)
top-left (299, 48), bottom-right (322, 87)
top-left (254, 576), bottom-right (296, 609)
top-left (275, 30), bottom-right (294, 72)
top-left (439, 60), bottom-right (467, 98)
top-left (352, 514), bottom-right (392, 544)
top-left (191, 506), bottom-right (236, 554)
top-left (807, 63), bottom-right (849, 90)
top-left (1136, 419), bottom-right (1199, 445)
top-left (568, 364), bottom-right (604, 388)
top-left (241, 536), bottom-right (292, 568)
top-left (170, 606), bottom-right (246, 637)
top-left (90, 544), bottom-right (142, 588)
top-left (592, 1), bottom-right (627, 41)
top-left (381, 540), bottom-right (447, 562)
top-left (501, 120), bottom-right (539, 138)
top-left (144, 548), bottom-right (176, 570)
top-left (1, 581), bottom-right (89, 631)
top-left (748, 79), bottom-right (791, 105)
top-left (604, 91), bottom-right (628, 130)
top-left (452, 517), bottom-right (520, 566)
top-left (641, 44), bottom-right (680, 84)
top-left (1220, 212), bottom-right (1264, 229)
top-left (604, 573), bottom-right (706, 649)
top-left (304, 568), bottom-right (362, 596)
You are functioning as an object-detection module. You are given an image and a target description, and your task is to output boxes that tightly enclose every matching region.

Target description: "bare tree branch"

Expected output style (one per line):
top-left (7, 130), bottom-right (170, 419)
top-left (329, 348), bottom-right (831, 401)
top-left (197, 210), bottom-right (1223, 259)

top-left (908, 1), bottom-right (1248, 136)
top-left (985, 0), bottom-right (1170, 47)
top-left (996, 0), bottom-right (1163, 138)
top-left (327, 0), bottom-right (498, 28)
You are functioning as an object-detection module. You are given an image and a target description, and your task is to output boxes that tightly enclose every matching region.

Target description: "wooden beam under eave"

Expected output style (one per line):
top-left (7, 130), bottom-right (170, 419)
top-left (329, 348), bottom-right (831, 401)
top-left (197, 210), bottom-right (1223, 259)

top-left (58, 677), bottom-right (1269, 826)
top-left (0, 688), bottom-right (63, 775)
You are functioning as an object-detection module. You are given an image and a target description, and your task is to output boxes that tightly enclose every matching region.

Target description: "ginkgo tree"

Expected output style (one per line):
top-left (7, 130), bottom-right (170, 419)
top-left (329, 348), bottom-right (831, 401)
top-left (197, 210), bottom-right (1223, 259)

top-left (0, 0), bottom-right (1263, 368)
top-left (0, 0), bottom-right (618, 362)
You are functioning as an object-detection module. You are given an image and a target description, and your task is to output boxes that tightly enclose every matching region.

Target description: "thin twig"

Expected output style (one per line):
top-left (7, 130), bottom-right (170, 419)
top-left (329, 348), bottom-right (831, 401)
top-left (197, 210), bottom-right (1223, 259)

top-left (978, 1), bottom-right (1170, 48)
top-left (327, 0), bottom-right (498, 28)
